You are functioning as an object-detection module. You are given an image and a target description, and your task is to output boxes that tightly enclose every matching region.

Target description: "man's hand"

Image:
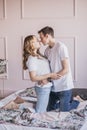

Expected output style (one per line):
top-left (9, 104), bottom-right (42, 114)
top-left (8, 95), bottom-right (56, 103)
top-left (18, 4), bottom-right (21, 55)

top-left (50, 73), bottom-right (62, 80)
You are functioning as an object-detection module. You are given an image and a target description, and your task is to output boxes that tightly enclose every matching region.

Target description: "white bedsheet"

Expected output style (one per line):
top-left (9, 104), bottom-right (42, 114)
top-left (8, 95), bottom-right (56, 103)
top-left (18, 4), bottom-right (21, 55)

top-left (81, 121), bottom-right (87, 130)
top-left (0, 124), bottom-right (56, 130)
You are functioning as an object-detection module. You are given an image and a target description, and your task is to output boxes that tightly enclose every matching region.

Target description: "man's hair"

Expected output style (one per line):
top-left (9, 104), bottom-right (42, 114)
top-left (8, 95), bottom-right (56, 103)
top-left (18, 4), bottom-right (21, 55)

top-left (38, 26), bottom-right (54, 37)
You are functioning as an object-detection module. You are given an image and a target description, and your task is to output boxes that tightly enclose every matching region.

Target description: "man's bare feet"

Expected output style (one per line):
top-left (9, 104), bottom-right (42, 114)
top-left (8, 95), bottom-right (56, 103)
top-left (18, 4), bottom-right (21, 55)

top-left (73, 95), bottom-right (84, 102)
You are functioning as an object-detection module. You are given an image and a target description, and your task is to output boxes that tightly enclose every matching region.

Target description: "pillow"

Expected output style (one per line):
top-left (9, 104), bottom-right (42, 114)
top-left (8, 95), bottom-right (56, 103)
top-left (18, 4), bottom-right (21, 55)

top-left (72, 88), bottom-right (87, 100)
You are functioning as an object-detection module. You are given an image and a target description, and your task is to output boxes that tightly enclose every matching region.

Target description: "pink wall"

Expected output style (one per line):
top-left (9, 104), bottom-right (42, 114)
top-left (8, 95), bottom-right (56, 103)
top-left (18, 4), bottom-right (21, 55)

top-left (0, 0), bottom-right (87, 97)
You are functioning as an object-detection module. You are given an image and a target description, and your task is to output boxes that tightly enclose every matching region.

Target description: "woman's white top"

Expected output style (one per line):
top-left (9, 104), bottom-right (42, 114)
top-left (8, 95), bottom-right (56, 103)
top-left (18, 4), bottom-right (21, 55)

top-left (26, 56), bottom-right (52, 88)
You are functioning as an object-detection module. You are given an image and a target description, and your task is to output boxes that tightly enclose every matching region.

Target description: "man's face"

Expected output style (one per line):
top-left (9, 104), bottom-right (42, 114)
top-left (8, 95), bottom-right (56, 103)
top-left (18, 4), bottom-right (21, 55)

top-left (39, 32), bottom-right (48, 46)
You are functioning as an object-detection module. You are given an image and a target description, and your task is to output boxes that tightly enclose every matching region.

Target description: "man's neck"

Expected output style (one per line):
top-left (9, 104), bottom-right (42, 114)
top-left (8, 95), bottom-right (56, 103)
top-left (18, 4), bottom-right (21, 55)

top-left (49, 39), bottom-right (55, 48)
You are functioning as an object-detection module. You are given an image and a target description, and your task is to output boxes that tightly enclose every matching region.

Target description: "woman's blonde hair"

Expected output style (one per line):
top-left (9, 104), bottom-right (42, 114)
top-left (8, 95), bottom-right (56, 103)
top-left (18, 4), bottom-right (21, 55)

top-left (23, 35), bottom-right (44, 70)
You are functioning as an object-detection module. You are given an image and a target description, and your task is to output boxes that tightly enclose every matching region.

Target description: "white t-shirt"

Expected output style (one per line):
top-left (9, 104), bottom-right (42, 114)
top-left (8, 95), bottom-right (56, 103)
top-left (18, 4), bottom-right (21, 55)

top-left (26, 56), bottom-right (52, 87)
top-left (45, 41), bottom-right (74, 92)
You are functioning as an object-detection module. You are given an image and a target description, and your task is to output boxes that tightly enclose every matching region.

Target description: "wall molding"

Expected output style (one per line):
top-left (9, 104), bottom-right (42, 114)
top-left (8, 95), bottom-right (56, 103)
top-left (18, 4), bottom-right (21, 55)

top-left (0, 0), bottom-right (6, 19)
top-left (58, 36), bottom-right (77, 81)
top-left (21, 36), bottom-right (30, 80)
top-left (21, 0), bottom-right (76, 19)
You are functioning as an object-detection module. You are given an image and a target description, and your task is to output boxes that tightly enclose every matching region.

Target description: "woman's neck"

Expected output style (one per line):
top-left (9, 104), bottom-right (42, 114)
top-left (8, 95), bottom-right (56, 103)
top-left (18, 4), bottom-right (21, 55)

top-left (34, 50), bottom-right (45, 59)
top-left (34, 49), bottom-right (37, 55)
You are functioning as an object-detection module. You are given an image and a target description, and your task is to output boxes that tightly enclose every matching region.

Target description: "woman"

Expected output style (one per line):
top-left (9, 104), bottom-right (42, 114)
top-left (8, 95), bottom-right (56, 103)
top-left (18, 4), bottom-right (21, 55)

top-left (23, 35), bottom-right (58, 113)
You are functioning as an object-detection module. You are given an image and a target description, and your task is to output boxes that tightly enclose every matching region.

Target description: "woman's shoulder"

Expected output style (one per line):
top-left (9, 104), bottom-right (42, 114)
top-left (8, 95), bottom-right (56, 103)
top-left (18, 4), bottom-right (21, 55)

top-left (27, 56), bottom-right (37, 64)
top-left (28, 55), bottom-right (37, 60)
top-left (26, 56), bottom-right (37, 68)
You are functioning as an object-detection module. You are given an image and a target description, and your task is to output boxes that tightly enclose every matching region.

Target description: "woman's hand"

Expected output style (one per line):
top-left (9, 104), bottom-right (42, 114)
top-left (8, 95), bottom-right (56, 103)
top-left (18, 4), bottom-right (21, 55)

top-left (38, 79), bottom-right (49, 86)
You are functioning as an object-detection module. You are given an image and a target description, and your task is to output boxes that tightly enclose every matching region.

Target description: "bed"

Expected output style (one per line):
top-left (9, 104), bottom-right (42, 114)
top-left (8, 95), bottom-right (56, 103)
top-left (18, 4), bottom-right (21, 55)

top-left (0, 87), bottom-right (87, 130)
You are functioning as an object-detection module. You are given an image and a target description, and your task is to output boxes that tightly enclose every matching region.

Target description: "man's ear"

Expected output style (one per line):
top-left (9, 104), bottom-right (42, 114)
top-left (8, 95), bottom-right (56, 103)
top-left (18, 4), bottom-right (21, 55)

top-left (46, 34), bottom-right (49, 38)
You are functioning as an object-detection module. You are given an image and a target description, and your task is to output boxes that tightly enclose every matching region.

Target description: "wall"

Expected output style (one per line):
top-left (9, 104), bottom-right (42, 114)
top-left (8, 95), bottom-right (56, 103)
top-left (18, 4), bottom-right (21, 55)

top-left (0, 0), bottom-right (87, 97)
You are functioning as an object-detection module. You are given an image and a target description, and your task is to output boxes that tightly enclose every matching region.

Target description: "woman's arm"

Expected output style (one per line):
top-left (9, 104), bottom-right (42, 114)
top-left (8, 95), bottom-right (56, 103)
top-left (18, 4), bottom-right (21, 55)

top-left (29, 71), bottom-right (58, 82)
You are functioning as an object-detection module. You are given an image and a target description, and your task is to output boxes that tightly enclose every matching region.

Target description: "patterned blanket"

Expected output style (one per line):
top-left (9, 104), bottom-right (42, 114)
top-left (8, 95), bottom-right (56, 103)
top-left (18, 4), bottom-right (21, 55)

top-left (0, 105), bottom-right (87, 130)
top-left (0, 87), bottom-right (87, 130)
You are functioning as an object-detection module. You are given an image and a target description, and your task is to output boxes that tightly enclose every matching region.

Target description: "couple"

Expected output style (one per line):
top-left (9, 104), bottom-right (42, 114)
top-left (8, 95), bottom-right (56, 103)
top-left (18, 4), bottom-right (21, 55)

top-left (23, 26), bottom-right (80, 113)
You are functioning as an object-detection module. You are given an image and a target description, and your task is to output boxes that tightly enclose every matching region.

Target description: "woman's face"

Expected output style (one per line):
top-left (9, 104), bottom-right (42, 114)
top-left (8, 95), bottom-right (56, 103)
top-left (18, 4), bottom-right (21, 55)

top-left (32, 37), bottom-right (41, 49)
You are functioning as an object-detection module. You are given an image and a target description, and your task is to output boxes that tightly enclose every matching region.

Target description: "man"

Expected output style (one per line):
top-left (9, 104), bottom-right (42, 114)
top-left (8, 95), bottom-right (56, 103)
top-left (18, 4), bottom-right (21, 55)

top-left (38, 26), bottom-right (79, 111)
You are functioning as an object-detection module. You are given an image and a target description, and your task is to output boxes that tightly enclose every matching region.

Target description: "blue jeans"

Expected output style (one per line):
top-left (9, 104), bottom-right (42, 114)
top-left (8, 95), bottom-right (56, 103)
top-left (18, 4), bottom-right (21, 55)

top-left (35, 86), bottom-right (51, 113)
top-left (47, 89), bottom-right (80, 112)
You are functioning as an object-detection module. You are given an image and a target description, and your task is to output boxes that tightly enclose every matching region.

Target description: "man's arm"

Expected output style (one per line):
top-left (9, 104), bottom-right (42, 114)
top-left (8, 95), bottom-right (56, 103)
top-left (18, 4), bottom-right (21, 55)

top-left (52, 58), bottom-right (69, 79)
